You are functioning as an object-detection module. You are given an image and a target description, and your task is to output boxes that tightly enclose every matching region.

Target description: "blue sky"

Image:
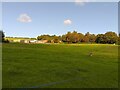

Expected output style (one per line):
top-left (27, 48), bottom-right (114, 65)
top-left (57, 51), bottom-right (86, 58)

top-left (2, 2), bottom-right (118, 38)
top-left (1, 0), bottom-right (119, 2)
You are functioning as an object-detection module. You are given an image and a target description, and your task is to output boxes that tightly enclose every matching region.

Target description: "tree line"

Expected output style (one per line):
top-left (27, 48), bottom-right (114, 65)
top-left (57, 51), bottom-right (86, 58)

top-left (1, 30), bottom-right (120, 44)
top-left (37, 31), bottom-right (120, 44)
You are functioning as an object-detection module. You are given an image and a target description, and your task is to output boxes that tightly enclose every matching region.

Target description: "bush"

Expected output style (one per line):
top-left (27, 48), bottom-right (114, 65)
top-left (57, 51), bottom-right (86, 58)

top-left (3, 39), bottom-right (9, 43)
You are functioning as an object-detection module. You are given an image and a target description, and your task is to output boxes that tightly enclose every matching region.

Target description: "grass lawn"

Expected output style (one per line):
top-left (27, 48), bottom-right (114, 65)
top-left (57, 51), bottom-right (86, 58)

top-left (2, 43), bottom-right (118, 88)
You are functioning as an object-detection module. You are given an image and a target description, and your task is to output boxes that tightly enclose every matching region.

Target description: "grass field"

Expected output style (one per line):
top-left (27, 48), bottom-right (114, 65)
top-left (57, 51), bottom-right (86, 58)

top-left (2, 43), bottom-right (118, 88)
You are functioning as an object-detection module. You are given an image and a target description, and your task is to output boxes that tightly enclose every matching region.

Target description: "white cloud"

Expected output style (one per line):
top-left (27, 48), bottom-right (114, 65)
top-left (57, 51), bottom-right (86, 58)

top-left (75, 0), bottom-right (97, 6)
top-left (17, 14), bottom-right (32, 23)
top-left (64, 19), bottom-right (72, 25)
top-left (75, 0), bottom-right (86, 5)
top-left (75, 0), bottom-right (89, 5)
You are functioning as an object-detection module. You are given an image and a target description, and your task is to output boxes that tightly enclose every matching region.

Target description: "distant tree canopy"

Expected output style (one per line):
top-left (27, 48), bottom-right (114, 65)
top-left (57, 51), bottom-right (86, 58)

top-left (62, 31), bottom-right (81, 43)
top-left (37, 31), bottom-right (119, 44)
top-left (2, 31), bottom-right (119, 44)
top-left (95, 32), bottom-right (118, 44)
top-left (62, 31), bottom-right (96, 43)
top-left (37, 35), bottom-right (61, 43)
top-left (104, 32), bottom-right (118, 44)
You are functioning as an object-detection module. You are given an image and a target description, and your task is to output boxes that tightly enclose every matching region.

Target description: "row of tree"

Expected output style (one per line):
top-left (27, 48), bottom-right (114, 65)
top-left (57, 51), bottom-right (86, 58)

top-left (37, 35), bottom-right (61, 43)
top-left (1, 30), bottom-right (120, 44)
top-left (37, 31), bottom-right (120, 44)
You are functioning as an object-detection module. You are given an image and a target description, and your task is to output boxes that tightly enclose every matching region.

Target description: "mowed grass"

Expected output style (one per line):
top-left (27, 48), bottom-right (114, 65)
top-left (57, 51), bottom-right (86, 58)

top-left (2, 43), bottom-right (118, 88)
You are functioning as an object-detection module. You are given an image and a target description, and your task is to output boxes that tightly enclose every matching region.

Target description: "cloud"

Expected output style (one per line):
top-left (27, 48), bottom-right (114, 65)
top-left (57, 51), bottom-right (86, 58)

top-left (17, 14), bottom-right (32, 23)
top-left (75, 0), bottom-right (88, 5)
top-left (75, 0), bottom-right (97, 5)
top-left (75, 0), bottom-right (97, 6)
top-left (64, 19), bottom-right (72, 25)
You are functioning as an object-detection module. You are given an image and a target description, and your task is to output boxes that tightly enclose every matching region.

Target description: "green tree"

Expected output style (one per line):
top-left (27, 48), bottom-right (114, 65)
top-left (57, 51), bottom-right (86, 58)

top-left (37, 35), bottom-right (50, 40)
top-left (104, 32), bottom-right (118, 44)
top-left (0, 30), bottom-right (5, 42)
top-left (95, 34), bottom-right (106, 44)
top-left (62, 35), bottom-right (67, 42)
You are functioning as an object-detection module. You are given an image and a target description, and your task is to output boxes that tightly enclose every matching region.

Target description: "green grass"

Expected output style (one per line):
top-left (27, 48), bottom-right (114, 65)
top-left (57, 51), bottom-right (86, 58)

top-left (2, 43), bottom-right (118, 88)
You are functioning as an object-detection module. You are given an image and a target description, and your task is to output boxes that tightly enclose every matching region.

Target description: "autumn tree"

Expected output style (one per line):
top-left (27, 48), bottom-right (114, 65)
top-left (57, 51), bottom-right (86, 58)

top-left (78, 33), bottom-right (84, 42)
top-left (82, 32), bottom-right (90, 43)
top-left (66, 32), bottom-right (72, 43)
top-left (62, 31), bottom-right (80, 43)
top-left (70, 31), bottom-right (80, 43)
top-left (89, 34), bottom-right (96, 43)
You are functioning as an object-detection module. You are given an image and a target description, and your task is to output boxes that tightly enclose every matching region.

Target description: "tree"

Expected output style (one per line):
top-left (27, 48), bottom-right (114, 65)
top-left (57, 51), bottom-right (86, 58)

top-left (89, 34), bottom-right (96, 43)
top-left (118, 36), bottom-right (120, 45)
top-left (104, 32), bottom-right (118, 44)
top-left (37, 31), bottom-right (118, 44)
top-left (95, 34), bottom-right (106, 44)
top-left (82, 32), bottom-right (90, 43)
top-left (62, 31), bottom-right (80, 43)
top-left (53, 36), bottom-right (59, 43)
top-left (78, 33), bottom-right (84, 42)
top-left (66, 31), bottom-right (72, 43)
top-left (85, 32), bottom-right (90, 37)
top-left (37, 35), bottom-right (50, 40)
top-left (37, 34), bottom-right (62, 43)
top-left (82, 36), bottom-right (89, 43)
top-left (62, 35), bottom-right (67, 42)
top-left (95, 32), bottom-right (118, 44)
top-left (70, 31), bottom-right (80, 43)
top-left (0, 30), bottom-right (5, 42)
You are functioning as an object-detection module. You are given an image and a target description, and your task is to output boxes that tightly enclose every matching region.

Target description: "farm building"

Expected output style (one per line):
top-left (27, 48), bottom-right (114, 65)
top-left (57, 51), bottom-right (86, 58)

top-left (20, 40), bottom-right (30, 43)
top-left (36, 40), bottom-right (48, 44)
top-left (29, 40), bottom-right (37, 43)
top-left (20, 40), bottom-right (48, 44)
top-left (5, 37), bottom-right (50, 44)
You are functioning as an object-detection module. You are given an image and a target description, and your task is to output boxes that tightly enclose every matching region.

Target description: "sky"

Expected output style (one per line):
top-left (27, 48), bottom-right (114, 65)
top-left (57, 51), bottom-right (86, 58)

top-left (1, 0), bottom-right (119, 2)
top-left (1, 1), bottom-right (118, 38)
